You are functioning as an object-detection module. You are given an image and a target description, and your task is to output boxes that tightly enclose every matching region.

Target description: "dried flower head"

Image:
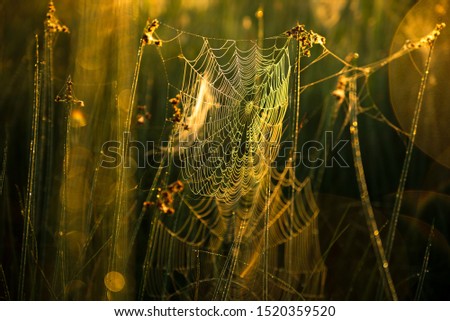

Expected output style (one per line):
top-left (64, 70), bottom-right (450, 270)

top-left (285, 23), bottom-right (325, 57)
top-left (152, 180), bottom-right (185, 215)
top-left (45, 1), bottom-right (69, 34)
top-left (142, 19), bottom-right (162, 46)
top-left (403, 22), bottom-right (446, 49)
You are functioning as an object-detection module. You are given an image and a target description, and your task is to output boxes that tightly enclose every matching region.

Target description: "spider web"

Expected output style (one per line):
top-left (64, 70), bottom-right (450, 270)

top-left (11, 2), bottom-right (444, 300)
top-left (136, 20), bottom-right (442, 300)
top-left (176, 39), bottom-right (290, 205)
top-left (134, 23), bottom-right (327, 300)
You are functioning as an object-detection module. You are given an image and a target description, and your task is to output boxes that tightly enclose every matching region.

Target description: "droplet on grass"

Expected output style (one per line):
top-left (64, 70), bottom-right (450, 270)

top-left (390, 0), bottom-right (450, 168)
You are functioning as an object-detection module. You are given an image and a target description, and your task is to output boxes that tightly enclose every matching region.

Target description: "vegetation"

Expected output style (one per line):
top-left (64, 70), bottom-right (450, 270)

top-left (0, 0), bottom-right (449, 300)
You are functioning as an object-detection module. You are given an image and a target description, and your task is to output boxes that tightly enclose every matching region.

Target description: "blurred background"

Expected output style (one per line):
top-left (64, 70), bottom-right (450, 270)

top-left (1, 0), bottom-right (449, 300)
